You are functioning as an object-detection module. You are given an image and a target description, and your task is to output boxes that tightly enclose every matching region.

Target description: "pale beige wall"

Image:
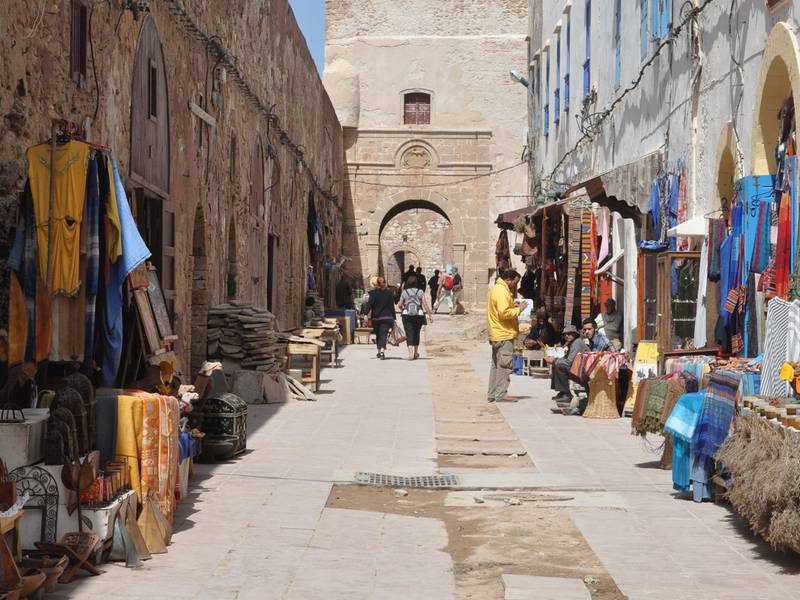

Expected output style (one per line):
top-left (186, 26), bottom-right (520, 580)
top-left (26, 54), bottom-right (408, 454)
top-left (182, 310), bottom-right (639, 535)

top-left (325, 0), bottom-right (529, 306)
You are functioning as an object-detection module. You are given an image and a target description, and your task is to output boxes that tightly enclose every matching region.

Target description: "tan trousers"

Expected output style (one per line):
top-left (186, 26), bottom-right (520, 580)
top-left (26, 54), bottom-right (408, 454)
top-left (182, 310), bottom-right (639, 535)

top-left (488, 339), bottom-right (515, 401)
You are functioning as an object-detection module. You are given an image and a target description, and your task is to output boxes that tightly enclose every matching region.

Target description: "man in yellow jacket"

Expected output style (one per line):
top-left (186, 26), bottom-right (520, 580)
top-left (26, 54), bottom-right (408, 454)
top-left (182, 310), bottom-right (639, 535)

top-left (487, 269), bottom-right (528, 402)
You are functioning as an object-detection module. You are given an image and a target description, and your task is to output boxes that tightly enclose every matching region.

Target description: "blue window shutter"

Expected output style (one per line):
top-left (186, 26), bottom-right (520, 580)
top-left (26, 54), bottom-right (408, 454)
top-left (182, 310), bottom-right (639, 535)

top-left (650, 0), bottom-right (659, 40)
top-left (614, 0), bottom-right (621, 89)
top-left (640, 0), bottom-right (648, 58)
top-left (660, 0), bottom-right (671, 38)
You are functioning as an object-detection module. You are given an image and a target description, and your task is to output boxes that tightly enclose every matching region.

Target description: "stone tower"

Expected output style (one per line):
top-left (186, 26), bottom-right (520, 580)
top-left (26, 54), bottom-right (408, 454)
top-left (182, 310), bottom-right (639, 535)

top-left (324, 0), bottom-right (529, 305)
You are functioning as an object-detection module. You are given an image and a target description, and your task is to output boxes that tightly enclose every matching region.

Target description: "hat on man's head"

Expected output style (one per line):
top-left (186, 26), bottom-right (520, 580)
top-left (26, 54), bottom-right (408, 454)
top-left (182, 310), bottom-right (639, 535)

top-left (562, 324), bottom-right (579, 336)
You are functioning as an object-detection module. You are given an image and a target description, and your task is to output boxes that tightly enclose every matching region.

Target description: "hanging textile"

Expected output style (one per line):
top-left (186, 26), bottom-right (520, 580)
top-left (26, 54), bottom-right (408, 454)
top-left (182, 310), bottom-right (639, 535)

top-left (580, 209), bottom-right (593, 320)
top-left (564, 206), bottom-right (583, 326)
top-left (623, 218), bottom-right (638, 351)
top-left (26, 140), bottom-right (91, 295)
top-left (760, 297), bottom-right (800, 398)
top-left (495, 229), bottom-right (511, 270)
top-left (775, 190), bottom-right (793, 298)
top-left (707, 218), bottom-right (726, 282)
top-left (693, 237), bottom-right (709, 348)
top-left (692, 372), bottom-right (738, 465)
top-left (598, 207), bottom-right (610, 262)
top-left (99, 160), bottom-right (151, 386)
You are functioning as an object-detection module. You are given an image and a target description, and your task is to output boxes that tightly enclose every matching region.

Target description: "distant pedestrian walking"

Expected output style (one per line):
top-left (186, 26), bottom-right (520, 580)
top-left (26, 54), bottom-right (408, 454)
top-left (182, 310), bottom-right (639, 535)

top-left (398, 274), bottom-right (433, 360)
top-left (366, 276), bottom-right (396, 360)
top-left (428, 269), bottom-right (440, 309)
top-left (486, 269), bottom-right (527, 402)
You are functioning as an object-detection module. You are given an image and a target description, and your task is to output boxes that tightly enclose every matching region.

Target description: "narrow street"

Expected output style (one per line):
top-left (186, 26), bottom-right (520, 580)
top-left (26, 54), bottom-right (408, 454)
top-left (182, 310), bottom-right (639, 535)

top-left (55, 316), bottom-right (800, 600)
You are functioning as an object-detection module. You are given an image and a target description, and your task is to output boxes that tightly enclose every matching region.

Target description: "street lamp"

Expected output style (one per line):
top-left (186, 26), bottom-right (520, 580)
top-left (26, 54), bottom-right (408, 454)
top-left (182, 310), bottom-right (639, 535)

top-left (509, 70), bottom-right (529, 88)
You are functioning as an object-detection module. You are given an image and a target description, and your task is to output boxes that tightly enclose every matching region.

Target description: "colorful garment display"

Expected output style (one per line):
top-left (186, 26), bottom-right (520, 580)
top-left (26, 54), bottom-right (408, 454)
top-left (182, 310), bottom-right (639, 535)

top-left (664, 392), bottom-right (705, 492)
top-left (760, 297), bottom-right (800, 398)
top-left (99, 159), bottom-right (151, 386)
top-left (692, 373), bottom-right (739, 465)
top-left (26, 140), bottom-right (91, 295)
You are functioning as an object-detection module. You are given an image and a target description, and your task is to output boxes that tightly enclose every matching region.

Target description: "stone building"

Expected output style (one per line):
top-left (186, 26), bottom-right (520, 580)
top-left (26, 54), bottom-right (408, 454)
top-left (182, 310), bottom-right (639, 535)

top-left (324, 0), bottom-right (529, 305)
top-left (0, 0), bottom-right (343, 373)
top-left (526, 0), bottom-right (800, 347)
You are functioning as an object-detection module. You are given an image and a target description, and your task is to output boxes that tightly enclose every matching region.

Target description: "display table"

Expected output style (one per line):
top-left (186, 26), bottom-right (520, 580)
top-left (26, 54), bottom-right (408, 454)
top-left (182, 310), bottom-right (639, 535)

top-left (0, 509), bottom-right (24, 559)
top-left (294, 326), bottom-right (339, 367)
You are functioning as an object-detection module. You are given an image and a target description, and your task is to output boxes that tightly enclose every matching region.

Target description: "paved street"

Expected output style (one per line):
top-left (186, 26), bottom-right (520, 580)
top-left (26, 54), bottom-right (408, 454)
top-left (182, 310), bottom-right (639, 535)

top-left (58, 316), bottom-right (800, 599)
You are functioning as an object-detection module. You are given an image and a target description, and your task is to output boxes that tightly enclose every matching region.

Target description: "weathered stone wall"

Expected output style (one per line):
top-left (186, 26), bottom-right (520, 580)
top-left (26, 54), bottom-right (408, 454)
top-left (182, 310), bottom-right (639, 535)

top-left (380, 209), bottom-right (453, 284)
top-left (325, 0), bottom-right (529, 306)
top-left (0, 1), bottom-right (343, 374)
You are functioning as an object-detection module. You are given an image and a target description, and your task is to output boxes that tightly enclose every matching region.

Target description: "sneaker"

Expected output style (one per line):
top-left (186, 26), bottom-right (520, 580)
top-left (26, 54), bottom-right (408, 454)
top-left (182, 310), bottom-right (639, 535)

top-left (562, 407), bottom-right (581, 416)
top-left (553, 393), bottom-right (571, 403)
top-left (379, 352), bottom-right (386, 360)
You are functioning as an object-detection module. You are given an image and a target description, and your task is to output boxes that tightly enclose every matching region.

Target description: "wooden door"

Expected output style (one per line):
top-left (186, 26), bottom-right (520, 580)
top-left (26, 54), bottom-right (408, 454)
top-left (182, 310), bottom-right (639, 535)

top-left (130, 17), bottom-right (170, 196)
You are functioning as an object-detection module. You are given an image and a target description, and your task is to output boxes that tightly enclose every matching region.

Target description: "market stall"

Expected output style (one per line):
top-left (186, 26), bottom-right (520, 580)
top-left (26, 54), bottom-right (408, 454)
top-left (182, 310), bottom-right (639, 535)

top-left (0, 122), bottom-right (227, 596)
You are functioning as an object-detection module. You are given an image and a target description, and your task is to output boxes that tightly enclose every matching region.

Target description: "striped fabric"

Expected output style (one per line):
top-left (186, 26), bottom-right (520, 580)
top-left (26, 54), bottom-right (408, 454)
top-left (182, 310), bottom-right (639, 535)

top-left (692, 372), bottom-right (739, 463)
top-left (564, 207), bottom-right (583, 326)
top-left (760, 297), bottom-right (800, 397)
top-left (580, 209), bottom-right (593, 320)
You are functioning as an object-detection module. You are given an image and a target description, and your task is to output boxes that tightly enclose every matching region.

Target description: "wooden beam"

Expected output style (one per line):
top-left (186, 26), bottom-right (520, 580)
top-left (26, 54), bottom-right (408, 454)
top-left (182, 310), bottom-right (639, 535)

top-left (188, 101), bottom-right (216, 128)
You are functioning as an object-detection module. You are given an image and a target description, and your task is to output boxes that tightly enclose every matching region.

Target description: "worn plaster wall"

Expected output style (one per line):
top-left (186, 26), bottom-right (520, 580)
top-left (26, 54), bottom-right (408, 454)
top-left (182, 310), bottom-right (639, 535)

top-left (0, 0), bottom-right (343, 374)
top-left (325, 0), bottom-right (529, 306)
top-left (531, 0), bottom-right (800, 219)
top-left (380, 209), bottom-right (454, 280)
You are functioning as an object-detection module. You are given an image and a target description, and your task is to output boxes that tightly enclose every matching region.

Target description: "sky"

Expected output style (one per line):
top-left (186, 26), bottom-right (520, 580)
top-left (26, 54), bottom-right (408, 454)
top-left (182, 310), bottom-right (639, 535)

top-left (288, 0), bottom-right (326, 74)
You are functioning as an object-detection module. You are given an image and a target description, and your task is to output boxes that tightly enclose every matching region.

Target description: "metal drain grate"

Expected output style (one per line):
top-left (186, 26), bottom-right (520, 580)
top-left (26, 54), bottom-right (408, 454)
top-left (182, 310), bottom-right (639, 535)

top-left (353, 472), bottom-right (459, 489)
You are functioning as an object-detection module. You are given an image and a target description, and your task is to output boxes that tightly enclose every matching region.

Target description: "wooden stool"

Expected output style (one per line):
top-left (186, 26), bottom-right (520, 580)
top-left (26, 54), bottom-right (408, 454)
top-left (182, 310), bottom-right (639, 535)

top-left (583, 368), bottom-right (620, 419)
top-left (354, 327), bottom-right (374, 344)
top-left (286, 344), bottom-right (320, 392)
top-left (0, 510), bottom-right (24, 560)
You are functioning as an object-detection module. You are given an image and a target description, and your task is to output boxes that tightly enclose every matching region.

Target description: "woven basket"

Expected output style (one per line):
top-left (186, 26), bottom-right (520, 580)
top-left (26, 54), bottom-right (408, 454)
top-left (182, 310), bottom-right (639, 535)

top-left (584, 368), bottom-right (620, 419)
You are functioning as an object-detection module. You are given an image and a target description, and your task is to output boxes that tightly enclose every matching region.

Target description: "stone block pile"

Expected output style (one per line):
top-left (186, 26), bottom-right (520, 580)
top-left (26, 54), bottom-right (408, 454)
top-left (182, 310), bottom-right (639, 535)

top-left (207, 302), bottom-right (282, 374)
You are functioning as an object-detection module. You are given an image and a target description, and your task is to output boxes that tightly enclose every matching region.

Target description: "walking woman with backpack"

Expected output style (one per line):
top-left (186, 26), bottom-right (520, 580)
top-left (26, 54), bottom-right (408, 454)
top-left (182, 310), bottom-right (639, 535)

top-left (398, 274), bottom-right (432, 360)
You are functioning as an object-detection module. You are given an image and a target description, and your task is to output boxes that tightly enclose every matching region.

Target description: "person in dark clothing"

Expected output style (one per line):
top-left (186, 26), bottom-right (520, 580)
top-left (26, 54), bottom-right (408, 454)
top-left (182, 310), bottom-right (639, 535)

top-left (519, 265), bottom-right (537, 300)
top-left (524, 309), bottom-right (557, 349)
top-left (403, 264), bottom-right (416, 286)
top-left (367, 276), bottom-right (396, 359)
top-left (415, 267), bottom-right (426, 292)
top-left (335, 271), bottom-right (355, 309)
top-left (545, 325), bottom-right (588, 402)
top-left (428, 269), bottom-right (440, 309)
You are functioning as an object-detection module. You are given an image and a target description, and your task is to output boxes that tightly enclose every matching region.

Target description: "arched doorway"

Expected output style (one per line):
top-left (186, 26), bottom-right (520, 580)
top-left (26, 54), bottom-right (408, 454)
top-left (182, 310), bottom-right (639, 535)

top-left (714, 122), bottom-right (742, 215)
top-left (750, 22), bottom-right (800, 176)
top-left (190, 205), bottom-right (208, 375)
top-left (378, 200), bottom-right (454, 284)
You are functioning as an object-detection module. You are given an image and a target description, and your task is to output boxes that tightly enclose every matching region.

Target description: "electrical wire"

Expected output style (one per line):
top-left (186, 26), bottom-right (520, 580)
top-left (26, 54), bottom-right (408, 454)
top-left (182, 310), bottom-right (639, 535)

top-left (547, 0), bottom-right (718, 181)
top-left (21, 0), bottom-right (46, 40)
top-left (346, 160), bottom-right (527, 190)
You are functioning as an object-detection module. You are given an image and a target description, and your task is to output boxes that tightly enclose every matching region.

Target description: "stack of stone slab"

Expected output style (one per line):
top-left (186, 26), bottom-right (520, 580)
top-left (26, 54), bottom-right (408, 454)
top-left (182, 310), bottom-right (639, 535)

top-left (206, 302), bottom-right (282, 374)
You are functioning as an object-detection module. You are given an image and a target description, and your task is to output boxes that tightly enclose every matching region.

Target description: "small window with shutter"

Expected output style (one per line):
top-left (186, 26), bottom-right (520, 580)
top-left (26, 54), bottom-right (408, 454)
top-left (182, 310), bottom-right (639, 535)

top-left (404, 93), bottom-right (431, 125)
top-left (70, 0), bottom-right (89, 86)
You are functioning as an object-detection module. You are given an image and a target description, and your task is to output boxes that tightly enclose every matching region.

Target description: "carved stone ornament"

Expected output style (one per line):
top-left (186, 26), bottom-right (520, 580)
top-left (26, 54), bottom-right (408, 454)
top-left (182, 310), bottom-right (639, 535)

top-left (401, 146), bottom-right (432, 169)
